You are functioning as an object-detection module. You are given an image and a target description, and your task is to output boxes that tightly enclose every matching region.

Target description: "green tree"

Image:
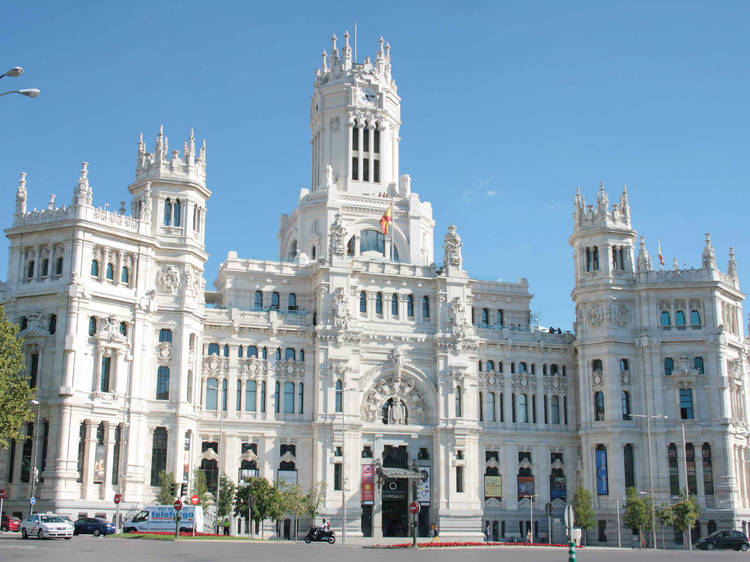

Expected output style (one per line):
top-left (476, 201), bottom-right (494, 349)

top-left (572, 487), bottom-right (595, 544)
top-left (672, 491), bottom-right (700, 549)
top-left (623, 487), bottom-right (652, 546)
top-left (191, 467), bottom-right (211, 504)
top-left (217, 474), bottom-right (236, 519)
top-left (0, 306), bottom-right (34, 448)
top-left (234, 477), bottom-right (281, 538)
top-left (279, 481), bottom-right (306, 541)
top-left (655, 502), bottom-right (674, 549)
top-left (304, 482), bottom-right (326, 526)
top-left (156, 472), bottom-right (176, 504)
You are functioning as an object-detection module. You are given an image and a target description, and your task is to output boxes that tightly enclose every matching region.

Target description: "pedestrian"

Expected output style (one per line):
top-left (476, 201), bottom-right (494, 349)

top-left (430, 524), bottom-right (439, 543)
top-left (485, 522), bottom-right (491, 542)
top-left (223, 517), bottom-right (230, 536)
top-left (526, 528), bottom-right (533, 543)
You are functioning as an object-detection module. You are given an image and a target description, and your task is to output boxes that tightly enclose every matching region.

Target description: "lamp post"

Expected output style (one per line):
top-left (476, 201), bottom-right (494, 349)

top-left (29, 399), bottom-right (41, 516)
top-left (215, 403), bottom-right (224, 532)
top-left (340, 410), bottom-right (346, 544)
top-left (615, 497), bottom-right (626, 548)
top-left (681, 422), bottom-right (692, 551)
top-left (526, 494), bottom-right (537, 542)
top-left (630, 413), bottom-right (668, 549)
top-left (1, 66), bottom-right (40, 98)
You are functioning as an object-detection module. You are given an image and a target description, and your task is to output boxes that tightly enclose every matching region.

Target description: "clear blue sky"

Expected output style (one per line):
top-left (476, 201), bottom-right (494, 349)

top-left (3, 1), bottom-right (749, 328)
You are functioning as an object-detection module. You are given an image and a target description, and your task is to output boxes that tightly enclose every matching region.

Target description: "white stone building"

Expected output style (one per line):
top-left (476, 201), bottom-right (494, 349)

top-left (0, 32), bottom-right (748, 545)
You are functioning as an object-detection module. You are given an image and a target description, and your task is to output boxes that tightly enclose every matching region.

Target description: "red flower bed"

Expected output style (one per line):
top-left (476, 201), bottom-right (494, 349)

top-left (127, 531), bottom-right (225, 537)
top-left (372, 541), bottom-right (571, 548)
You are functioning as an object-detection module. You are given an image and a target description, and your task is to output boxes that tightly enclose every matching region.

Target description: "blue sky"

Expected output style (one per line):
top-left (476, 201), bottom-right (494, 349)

top-left (3, 1), bottom-right (748, 328)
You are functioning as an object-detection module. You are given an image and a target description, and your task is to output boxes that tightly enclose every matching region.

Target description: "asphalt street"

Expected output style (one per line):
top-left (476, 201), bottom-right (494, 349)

top-left (0, 534), bottom-right (742, 562)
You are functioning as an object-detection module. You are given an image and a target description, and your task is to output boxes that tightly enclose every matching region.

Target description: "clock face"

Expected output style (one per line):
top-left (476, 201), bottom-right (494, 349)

top-left (358, 87), bottom-right (377, 105)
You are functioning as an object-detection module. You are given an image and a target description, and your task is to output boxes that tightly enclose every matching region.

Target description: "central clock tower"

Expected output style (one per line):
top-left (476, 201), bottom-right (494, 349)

top-left (310, 32), bottom-right (401, 196)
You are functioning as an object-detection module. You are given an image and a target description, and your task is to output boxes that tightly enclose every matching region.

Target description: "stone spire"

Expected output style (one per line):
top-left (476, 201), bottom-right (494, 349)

top-left (342, 30), bottom-right (352, 69)
top-left (15, 172), bottom-right (27, 216)
top-left (728, 247), bottom-right (738, 279)
top-left (596, 181), bottom-right (609, 215)
top-left (73, 162), bottom-right (92, 206)
top-left (702, 233), bottom-right (716, 270)
top-left (619, 184), bottom-right (630, 221)
top-left (637, 236), bottom-right (652, 272)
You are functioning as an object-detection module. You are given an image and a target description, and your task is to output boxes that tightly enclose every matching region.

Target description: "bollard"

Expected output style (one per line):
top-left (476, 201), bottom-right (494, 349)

top-left (568, 540), bottom-right (576, 561)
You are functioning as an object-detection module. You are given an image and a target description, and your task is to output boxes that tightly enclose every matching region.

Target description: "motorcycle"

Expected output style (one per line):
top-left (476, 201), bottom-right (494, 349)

top-left (304, 527), bottom-right (336, 544)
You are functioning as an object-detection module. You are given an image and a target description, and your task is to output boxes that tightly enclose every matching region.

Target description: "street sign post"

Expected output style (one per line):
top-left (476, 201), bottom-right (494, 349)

top-left (0, 489), bottom-right (5, 524)
top-left (409, 502), bottom-right (420, 547)
top-left (190, 494), bottom-right (199, 537)
top-left (564, 504), bottom-right (576, 561)
top-left (114, 493), bottom-right (122, 533)
top-left (174, 499), bottom-right (183, 538)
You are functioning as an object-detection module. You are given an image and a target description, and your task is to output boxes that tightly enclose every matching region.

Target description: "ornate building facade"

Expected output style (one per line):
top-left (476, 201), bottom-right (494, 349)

top-left (0, 33), bottom-right (748, 544)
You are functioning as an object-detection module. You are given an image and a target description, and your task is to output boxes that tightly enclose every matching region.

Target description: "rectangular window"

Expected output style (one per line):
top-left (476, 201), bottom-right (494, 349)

top-left (392, 294), bottom-right (399, 317)
top-left (680, 389), bottom-right (694, 419)
top-left (352, 157), bottom-right (359, 180)
top-left (283, 382), bottom-right (295, 414)
top-left (363, 128), bottom-right (370, 152)
top-left (100, 356), bottom-right (111, 392)
top-left (352, 127), bottom-right (359, 151)
top-left (112, 425), bottom-right (121, 486)
top-left (374, 160), bottom-right (380, 183)
top-left (334, 462), bottom-right (342, 491)
top-left (245, 380), bottom-right (257, 412)
top-left (500, 392), bottom-right (504, 422)
top-left (374, 129), bottom-right (380, 153)
top-left (544, 395), bottom-right (548, 424)
top-left (363, 158), bottom-right (369, 182)
top-left (20, 429), bottom-right (32, 483)
top-left (456, 465), bottom-right (464, 493)
top-left (29, 353), bottom-right (39, 388)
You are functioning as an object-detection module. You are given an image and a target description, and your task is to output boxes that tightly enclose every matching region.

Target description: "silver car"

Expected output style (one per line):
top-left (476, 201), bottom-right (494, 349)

top-left (20, 513), bottom-right (74, 539)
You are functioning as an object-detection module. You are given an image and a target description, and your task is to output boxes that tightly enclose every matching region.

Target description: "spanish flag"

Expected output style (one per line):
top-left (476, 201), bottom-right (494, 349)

top-left (657, 240), bottom-right (664, 267)
top-left (379, 202), bottom-right (393, 235)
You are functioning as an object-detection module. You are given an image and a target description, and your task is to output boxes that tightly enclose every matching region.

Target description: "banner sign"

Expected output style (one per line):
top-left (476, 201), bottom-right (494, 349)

top-left (416, 466), bottom-right (431, 505)
top-left (596, 449), bottom-right (609, 495)
top-left (484, 475), bottom-right (502, 499)
top-left (361, 464), bottom-right (374, 505)
top-left (550, 474), bottom-right (567, 499)
top-left (94, 444), bottom-right (105, 483)
top-left (517, 476), bottom-right (535, 498)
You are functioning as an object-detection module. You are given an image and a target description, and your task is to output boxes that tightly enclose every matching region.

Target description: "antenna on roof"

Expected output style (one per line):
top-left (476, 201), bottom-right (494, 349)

top-left (354, 20), bottom-right (357, 63)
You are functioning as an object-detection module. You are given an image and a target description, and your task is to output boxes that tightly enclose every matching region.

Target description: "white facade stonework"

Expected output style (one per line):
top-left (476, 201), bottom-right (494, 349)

top-left (1, 33), bottom-right (749, 544)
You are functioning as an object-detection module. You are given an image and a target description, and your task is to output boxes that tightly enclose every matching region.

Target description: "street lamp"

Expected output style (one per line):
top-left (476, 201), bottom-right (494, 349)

top-left (524, 494), bottom-right (538, 542)
top-left (29, 399), bottom-right (41, 516)
top-left (0, 88), bottom-right (40, 98)
top-left (1, 66), bottom-right (24, 79)
top-left (615, 496), bottom-right (626, 548)
top-left (630, 413), bottom-right (668, 549)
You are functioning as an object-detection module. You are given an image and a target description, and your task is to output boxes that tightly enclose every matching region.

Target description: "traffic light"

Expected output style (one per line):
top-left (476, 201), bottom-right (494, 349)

top-left (180, 482), bottom-right (187, 497)
top-left (169, 483), bottom-right (177, 497)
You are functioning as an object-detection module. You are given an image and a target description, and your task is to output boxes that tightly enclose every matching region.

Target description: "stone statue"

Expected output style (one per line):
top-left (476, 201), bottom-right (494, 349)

top-left (387, 398), bottom-right (406, 425)
top-left (328, 212), bottom-right (347, 260)
top-left (449, 297), bottom-right (467, 339)
top-left (331, 287), bottom-right (350, 330)
top-left (142, 182), bottom-right (153, 222)
top-left (326, 164), bottom-right (334, 186)
top-left (443, 224), bottom-right (463, 269)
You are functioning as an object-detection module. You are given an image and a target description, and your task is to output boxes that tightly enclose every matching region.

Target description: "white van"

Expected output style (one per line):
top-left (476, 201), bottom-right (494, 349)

top-left (122, 505), bottom-right (204, 534)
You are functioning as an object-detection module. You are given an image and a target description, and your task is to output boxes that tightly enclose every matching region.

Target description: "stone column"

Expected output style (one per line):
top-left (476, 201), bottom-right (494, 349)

top-left (103, 422), bottom-right (116, 501)
top-left (82, 420), bottom-right (97, 499)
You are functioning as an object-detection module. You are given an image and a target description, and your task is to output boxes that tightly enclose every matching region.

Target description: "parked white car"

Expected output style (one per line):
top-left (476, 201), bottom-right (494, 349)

top-left (21, 513), bottom-right (74, 539)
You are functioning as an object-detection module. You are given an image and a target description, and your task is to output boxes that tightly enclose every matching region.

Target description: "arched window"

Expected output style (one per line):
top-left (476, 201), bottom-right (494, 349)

top-left (288, 293), bottom-right (297, 311)
top-left (455, 386), bottom-right (463, 418)
top-left (675, 310), bottom-right (686, 326)
top-left (479, 391), bottom-right (484, 421)
top-left (519, 393), bottom-right (529, 423)
top-left (159, 329), bottom-right (172, 343)
top-left (270, 292), bottom-right (280, 311)
top-left (661, 311), bottom-right (671, 327)
top-left (407, 295), bottom-right (414, 317)
top-left (481, 308), bottom-right (489, 325)
top-left (283, 382), bottom-right (295, 414)
top-left (686, 443), bottom-right (697, 495)
top-left (375, 292), bottom-right (383, 315)
top-left (486, 360), bottom-right (494, 372)
top-left (335, 380), bottom-right (343, 413)
top-left (262, 347), bottom-right (268, 359)
top-left (595, 444), bottom-right (608, 495)
top-left (694, 357), bottom-right (704, 374)
top-left (173, 199), bottom-right (181, 226)
top-left (285, 348), bottom-right (296, 361)
top-left (245, 380), bottom-right (257, 412)
top-left (247, 345), bottom-right (258, 357)
top-left (519, 362), bottom-right (528, 374)
top-left (100, 356), bottom-right (111, 392)
top-left (55, 256), bottom-right (64, 276)
top-left (551, 364), bottom-right (560, 375)
top-left (347, 237), bottom-right (355, 256)
top-left (664, 357), bottom-right (674, 375)
top-left (275, 347), bottom-right (281, 361)
top-left (621, 391), bottom-right (631, 420)
top-left (163, 199), bottom-right (172, 226)
top-left (300, 349), bottom-right (305, 361)
top-left (702, 443), bottom-right (714, 496)
top-left (254, 290), bottom-right (263, 310)
top-left (594, 391), bottom-right (605, 421)
top-left (551, 395), bottom-right (560, 424)
top-left (121, 266), bottom-right (129, 284)
top-left (150, 427), bottom-right (167, 486)
top-left (592, 246), bottom-right (600, 270)
top-left (119, 321), bottom-right (127, 336)
top-left (88, 316), bottom-right (97, 336)
top-left (360, 291), bottom-right (367, 313)
top-left (90, 259), bottom-right (99, 277)
top-left (287, 240), bottom-right (297, 262)
top-left (105, 263), bottom-right (114, 280)
top-left (156, 366), bottom-right (170, 400)
top-left (40, 258), bottom-right (48, 277)
top-left (690, 310), bottom-right (701, 326)
top-left (592, 359), bottom-right (603, 372)
top-left (668, 443), bottom-right (679, 495)
top-left (207, 343), bottom-right (219, 355)
top-left (238, 346), bottom-right (243, 358)
top-left (187, 370), bottom-right (193, 403)
top-left (236, 380), bottom-right (242, 411)
top-left (206, 378), bottom-right (218, 410)
top-left (391, 293), bottom-right (399, 317)
top-left (23, 259), bottom-right (34, 280)
top-left (486, 392), bottom-right (496, 422)
top-left (624, 443), bottom-right (635, 489)
top-left (422, 296), bottom-right (430, 319)
top-left (223, 344), bottom-right (229, 357)
top-left (360, 229), bottom-right (385, 254)
top-left (311, 246), bottom-right (316, 259)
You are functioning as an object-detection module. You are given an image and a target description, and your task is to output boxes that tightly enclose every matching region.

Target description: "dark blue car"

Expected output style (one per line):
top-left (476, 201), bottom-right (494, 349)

top-left (73, 517), bottom-right (116, 536)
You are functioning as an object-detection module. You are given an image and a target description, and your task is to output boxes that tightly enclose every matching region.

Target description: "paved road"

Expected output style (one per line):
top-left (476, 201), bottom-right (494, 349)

top-left (0, 533), bottom-right (741, 562)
